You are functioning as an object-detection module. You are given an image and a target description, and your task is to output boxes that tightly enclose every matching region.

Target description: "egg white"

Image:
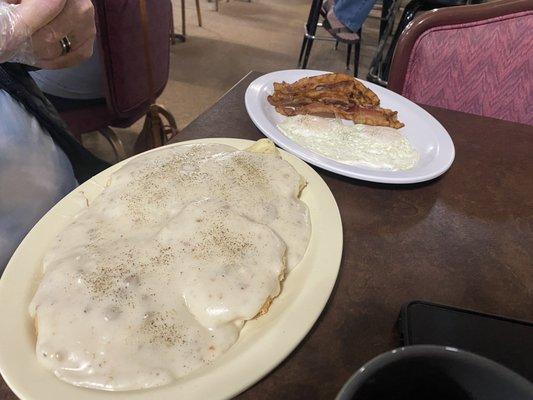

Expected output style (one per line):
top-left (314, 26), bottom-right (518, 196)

top-left (278, 115), bottom-right (419, 171)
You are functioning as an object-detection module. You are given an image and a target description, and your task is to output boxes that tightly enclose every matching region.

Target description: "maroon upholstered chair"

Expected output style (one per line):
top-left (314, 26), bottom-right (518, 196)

top-left (56, 0), bottom-right (174, 160)
top-left (388, 0), bottom-right (533, 125)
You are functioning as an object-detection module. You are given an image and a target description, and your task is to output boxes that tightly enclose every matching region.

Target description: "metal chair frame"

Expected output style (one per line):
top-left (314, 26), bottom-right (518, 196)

top-left (367, 0), bottom-right (403, 86)
top-left (297, 0), bottom-right (361, 76)
top-left (171, 0), bottom-right (202, 43)
top-left (367, 0), bottom-right (480, 87)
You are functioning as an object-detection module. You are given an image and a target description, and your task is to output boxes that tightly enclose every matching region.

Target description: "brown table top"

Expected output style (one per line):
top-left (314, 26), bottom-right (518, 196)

top-left (2, 71), bottom-right (532, 399)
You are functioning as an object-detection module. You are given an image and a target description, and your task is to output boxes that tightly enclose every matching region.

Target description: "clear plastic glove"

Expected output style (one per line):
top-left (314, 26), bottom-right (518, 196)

top-left (0, 2), bottom-right (35, 64)
top-left (0, 0), bottom-right (95, 69)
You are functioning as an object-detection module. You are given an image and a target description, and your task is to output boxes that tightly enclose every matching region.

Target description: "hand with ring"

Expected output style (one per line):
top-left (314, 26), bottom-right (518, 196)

top-left (1, 0), bottom-right (96, 69)
top-left (26, 0), bottom-right (96, 69)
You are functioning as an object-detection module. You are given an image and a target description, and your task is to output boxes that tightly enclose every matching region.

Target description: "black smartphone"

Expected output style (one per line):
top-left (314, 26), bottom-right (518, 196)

top-left (399, 301), bottom-right (533, 382)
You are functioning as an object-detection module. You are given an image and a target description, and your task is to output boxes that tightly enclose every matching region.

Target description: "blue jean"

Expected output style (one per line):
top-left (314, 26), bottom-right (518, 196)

top-left (30, 43), bottom-right (103, 100)
top-left (334, 0), bottom-right (376, 32)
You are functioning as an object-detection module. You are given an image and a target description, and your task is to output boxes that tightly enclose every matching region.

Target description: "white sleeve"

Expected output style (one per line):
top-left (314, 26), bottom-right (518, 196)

top-left (0, 90), bottom-right (77, 271)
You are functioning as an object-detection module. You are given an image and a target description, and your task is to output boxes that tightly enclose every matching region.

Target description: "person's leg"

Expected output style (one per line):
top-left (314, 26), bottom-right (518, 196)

top-left (0, 91), bottom-right (77, 272)
top-left (333, 0), bottom-right (376, 32)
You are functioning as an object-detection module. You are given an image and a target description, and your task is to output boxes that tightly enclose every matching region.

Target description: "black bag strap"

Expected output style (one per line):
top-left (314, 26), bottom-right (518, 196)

top-left (0, 63), bottom-right (109, 182)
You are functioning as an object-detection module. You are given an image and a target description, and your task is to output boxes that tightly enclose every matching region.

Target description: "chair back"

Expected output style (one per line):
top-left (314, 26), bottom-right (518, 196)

top-left (95, 0), bottom-right (172, 121)
top-left (388, 0), bottom-right (533, 125)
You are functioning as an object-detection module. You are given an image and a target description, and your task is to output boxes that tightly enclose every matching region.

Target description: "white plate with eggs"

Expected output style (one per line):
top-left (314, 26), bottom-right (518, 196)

top-left (245, 70), bottom-right (455, 184)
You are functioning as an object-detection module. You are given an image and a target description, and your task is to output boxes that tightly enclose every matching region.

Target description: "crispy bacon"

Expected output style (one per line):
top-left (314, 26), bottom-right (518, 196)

top-left (275, 103), bottom-right (404, 129)
top-left (268, 73), bottom-right (404, 129)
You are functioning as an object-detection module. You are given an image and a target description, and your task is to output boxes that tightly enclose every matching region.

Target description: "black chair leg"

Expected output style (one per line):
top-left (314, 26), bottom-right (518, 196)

top-left (334, 40), bottom-right (339, 50)
top-left (354, 28), bottom-right (361, 77)
top-left (299, 0), bottom-right (324, 69)
top-left (298, 37), bottom-right (309, 67)
top-left (353, 41), bottom-right (361, 77)
top-left (346, 44), bottom-right (352, 70)
top-left (301, 38), bottom-right (315, 69)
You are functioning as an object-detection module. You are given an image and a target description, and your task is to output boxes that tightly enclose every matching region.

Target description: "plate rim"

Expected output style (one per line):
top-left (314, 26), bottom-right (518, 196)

top-left (0, 137), bottom-right (343, 400)
top-left (244, 69), bottom-right (455, 184)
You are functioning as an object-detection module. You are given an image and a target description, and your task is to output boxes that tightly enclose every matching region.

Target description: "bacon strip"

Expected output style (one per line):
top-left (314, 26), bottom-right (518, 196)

top-left (275, 103), bottom-right (404, 129)
top-left (268, 73), bottom-right (404, 129)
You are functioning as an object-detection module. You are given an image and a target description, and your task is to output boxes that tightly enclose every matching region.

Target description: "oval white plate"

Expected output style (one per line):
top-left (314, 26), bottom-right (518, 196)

top-left (245, 69), bottom-right (455, 184)
top-left (0, 138), bottom-right (343, 400)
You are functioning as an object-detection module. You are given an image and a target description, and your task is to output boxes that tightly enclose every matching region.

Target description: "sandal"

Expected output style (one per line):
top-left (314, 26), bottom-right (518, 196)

top-left (323, 9), bottom-right (359, 43)
top-left (322, 0), bottom-right (335, 14)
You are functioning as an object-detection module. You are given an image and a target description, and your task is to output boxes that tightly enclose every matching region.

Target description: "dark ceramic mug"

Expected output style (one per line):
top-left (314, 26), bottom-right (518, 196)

top-left (336, 345), bottom-right (533, 400)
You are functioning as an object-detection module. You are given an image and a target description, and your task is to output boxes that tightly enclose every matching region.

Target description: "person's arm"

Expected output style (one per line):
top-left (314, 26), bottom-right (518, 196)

top-left (0, 0), bottom-right (95, 68)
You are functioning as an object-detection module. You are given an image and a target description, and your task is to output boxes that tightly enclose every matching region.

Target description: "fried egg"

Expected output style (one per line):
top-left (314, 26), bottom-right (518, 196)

top-left (278, 115), bottom-right (419, 171)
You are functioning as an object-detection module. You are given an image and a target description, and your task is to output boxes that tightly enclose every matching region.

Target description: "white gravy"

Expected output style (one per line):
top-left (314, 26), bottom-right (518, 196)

top-left (29, 142), bottom-right (311, 390)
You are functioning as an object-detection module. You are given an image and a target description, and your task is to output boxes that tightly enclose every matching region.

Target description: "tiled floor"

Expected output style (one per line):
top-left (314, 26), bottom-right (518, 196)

top-left (84, 0), bottom-right (388, 162)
